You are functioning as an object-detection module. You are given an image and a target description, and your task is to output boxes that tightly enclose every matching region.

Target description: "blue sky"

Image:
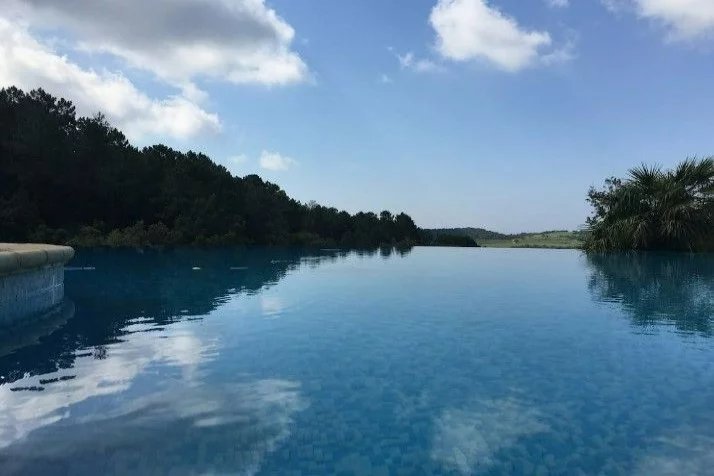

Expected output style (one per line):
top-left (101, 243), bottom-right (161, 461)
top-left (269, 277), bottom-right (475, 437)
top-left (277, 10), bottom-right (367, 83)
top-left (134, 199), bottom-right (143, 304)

top-left (2, 0), bottom-right (713, 232)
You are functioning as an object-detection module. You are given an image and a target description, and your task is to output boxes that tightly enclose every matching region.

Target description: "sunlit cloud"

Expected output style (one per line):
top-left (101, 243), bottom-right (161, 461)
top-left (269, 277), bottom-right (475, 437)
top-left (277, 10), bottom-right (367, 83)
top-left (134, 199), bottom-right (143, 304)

top-left (0, 19), bottom-right (221, 142)
top-left (429, 0), bottom-right (570, 72)
top-left (1, 0), bottom-right (310, 143)
top-left (607, 0), bottom-right (714, 40)
top-left (546, 0), bottom-right (570, 7)
top-left (397, 52), bottom-right (443, 73)
top-left (5, 0), bottom-right (309, 88)
top-left (259, 150), bottom-right (298, 172)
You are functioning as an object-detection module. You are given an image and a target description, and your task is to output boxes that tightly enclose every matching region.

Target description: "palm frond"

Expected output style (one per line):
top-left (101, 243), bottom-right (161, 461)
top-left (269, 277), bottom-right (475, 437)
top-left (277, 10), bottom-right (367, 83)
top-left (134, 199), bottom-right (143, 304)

top-left (584, 158), bottom-right (714, 252)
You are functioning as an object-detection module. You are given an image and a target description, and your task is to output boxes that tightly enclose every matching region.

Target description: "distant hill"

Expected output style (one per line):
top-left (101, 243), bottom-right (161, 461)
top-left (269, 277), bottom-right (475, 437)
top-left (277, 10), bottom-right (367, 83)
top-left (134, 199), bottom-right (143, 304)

top-left (426, 227), bottom-right (509, 241)
top-left (424, 228), bottom-right (585, 249)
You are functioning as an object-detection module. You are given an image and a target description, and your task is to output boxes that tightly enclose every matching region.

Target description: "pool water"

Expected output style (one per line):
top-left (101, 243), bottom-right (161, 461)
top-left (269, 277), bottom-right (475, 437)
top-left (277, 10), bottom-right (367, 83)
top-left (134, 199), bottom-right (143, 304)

top-left (1, 247), bottom-right (713, 475)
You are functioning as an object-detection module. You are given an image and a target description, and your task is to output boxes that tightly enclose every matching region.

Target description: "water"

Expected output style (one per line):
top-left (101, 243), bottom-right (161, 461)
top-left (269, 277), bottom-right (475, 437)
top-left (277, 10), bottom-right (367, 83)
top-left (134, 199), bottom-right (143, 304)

top-left (1, 247), bottom-right (713, 475)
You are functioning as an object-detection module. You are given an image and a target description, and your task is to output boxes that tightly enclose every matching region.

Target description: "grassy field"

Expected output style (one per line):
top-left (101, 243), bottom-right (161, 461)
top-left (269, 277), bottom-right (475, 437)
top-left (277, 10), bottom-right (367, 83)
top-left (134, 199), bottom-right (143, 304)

top-left (479, 231), bottom-right (584, 249)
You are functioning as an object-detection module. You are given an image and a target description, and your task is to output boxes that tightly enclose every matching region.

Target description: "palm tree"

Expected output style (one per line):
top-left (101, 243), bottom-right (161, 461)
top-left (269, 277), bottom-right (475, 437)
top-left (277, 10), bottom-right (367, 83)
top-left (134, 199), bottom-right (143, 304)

top-left (584, 158), bottom-right (714, 251)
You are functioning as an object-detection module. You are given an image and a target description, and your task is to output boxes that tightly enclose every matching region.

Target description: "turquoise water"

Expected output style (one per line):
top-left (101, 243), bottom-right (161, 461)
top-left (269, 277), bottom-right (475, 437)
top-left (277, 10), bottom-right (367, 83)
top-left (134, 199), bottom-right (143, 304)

top-left (1, 247), bottom-right (713, 475)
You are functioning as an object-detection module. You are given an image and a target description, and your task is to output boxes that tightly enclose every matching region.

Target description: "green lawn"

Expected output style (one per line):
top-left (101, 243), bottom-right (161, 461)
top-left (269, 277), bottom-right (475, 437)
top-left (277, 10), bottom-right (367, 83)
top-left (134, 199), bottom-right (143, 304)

top-left (479, 231), bottom-right (584, 249)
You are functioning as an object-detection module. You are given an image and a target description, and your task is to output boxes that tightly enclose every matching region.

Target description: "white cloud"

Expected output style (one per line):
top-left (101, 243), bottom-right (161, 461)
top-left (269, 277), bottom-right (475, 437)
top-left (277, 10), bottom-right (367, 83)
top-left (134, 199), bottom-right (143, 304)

top-left (601, 0), bottom-right (629, 13)
top-left (0, 19), bottom-right (220, 141)
top-left (633, 0), bottom-right (714, 39)
top-left (397, 52), bottom-right (443, 73)
top-left (541, 39), bottom-right (577, 65)
top-left (1, 0), bottom-right (309, 142)
top-left (380, 73), bottom-right (394, 84)
top-left (6, 0), bottom-right (308, 88)
top-left (259, 150), bottom-right (297, 171)
top-left (229, 154), bottom-right (250, 165)
top-left (546, 0), bottom-right (570, 7)
top-left (226, 154), bottom-right (250, 174)
top-left (429, 0), bottom-right (562, 72)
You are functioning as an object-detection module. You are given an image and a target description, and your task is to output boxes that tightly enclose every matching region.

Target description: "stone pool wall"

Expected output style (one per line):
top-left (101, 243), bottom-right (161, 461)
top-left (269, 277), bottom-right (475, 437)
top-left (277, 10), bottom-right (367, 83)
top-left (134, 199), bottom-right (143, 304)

top-left (0, 244), bottom-right (75, 326)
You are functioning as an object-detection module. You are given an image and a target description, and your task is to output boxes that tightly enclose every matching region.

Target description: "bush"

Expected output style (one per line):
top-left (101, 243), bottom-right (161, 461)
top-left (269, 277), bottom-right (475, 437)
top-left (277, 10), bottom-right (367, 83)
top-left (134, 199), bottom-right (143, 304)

top-left (584, 158), bottom-right (714, 251)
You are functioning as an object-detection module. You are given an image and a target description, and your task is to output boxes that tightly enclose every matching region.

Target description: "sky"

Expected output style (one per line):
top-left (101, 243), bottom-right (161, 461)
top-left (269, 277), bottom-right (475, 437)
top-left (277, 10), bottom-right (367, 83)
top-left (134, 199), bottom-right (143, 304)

top-left (1, 0), bottom-right (713, 233)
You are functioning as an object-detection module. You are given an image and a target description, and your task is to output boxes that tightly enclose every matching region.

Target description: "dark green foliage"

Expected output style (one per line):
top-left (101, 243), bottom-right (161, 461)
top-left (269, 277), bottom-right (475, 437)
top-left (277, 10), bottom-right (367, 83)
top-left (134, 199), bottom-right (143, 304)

top-left (423, 233), bottom-right (479, 247)
top-left (427, 227), bottom-right (508, 241)
top-left (584, 159), bottom-right (714, 252)
top-left (0, 87), bottom-right (421, 248)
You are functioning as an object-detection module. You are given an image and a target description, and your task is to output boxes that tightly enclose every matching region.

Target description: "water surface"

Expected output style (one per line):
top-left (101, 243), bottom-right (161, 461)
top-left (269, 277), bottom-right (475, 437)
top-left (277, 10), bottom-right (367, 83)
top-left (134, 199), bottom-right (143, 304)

top-left (1, 247), bottom-right (713, 475)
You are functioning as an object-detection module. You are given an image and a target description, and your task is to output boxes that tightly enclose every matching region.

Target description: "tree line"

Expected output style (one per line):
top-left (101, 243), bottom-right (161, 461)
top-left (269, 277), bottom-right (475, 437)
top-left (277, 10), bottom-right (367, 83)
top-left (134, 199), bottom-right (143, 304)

top-left (7, 87), bottom-right (707, 252)
top-left (0, 87), bottom-right (422, 248)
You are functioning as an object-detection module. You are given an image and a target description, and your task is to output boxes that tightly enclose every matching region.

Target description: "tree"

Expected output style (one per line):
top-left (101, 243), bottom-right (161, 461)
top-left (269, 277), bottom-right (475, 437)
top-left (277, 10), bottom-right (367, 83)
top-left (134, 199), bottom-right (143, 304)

top-left (584, 158), bottom-right (714, 252)
top-left (0, 86), bottom-right (432, 249)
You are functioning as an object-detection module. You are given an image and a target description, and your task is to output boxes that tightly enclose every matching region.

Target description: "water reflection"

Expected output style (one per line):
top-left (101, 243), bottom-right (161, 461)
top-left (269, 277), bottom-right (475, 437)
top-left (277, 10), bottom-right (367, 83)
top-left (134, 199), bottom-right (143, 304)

top-left (0, 302), bottom-right (75, 359)
top-left (431, 397), bottom-right (548, 474)
top-left (260, 295), bottom-right (286, 318)
top-left (632, 425), bottom-right (714, 476)
top-left (0, 324), bottom-right (214, 445)
top-left (0, 247), bottom-right (410, 385)
top-left (586, 252), bottom-right (714, 336)
top-left (1, 314), bottom-right (303, 473)
top-left (2, 373), bottom-right (306, 474)
top-left (0, 246), bottom-right (411, 474)
top-left (3, 247), bottom-right (712, 475)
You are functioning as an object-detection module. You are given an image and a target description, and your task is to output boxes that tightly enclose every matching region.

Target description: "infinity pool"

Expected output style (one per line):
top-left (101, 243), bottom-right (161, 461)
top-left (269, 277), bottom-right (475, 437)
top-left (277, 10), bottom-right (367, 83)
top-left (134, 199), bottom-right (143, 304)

top-left (1, 247), bottom-right (713, 475)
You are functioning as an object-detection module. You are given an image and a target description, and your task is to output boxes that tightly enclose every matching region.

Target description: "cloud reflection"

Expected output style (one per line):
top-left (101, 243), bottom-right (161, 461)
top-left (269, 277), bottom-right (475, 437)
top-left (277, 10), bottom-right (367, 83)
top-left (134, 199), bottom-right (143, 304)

top-left (431, 397), bottom-right (548, 474)
top-left (0, 324), bottom-right (215, 448)
top-left (0, 317), bottom-right (305, 474)
top-left (633, 429), bottom-right (714, 476)
top-left (260, 295), bottom-right (286, 318)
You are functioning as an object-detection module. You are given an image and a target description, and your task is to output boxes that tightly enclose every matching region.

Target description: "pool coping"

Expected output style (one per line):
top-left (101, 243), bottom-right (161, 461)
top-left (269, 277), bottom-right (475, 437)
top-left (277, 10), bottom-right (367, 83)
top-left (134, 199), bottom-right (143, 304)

top-left (0, 243), bottom-right (75, 277)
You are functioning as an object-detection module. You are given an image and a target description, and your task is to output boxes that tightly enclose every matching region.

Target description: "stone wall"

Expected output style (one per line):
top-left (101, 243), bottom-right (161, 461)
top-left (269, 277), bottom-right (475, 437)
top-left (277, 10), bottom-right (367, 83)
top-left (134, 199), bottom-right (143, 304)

top-left (0, 244), bottom-right (75, 326)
